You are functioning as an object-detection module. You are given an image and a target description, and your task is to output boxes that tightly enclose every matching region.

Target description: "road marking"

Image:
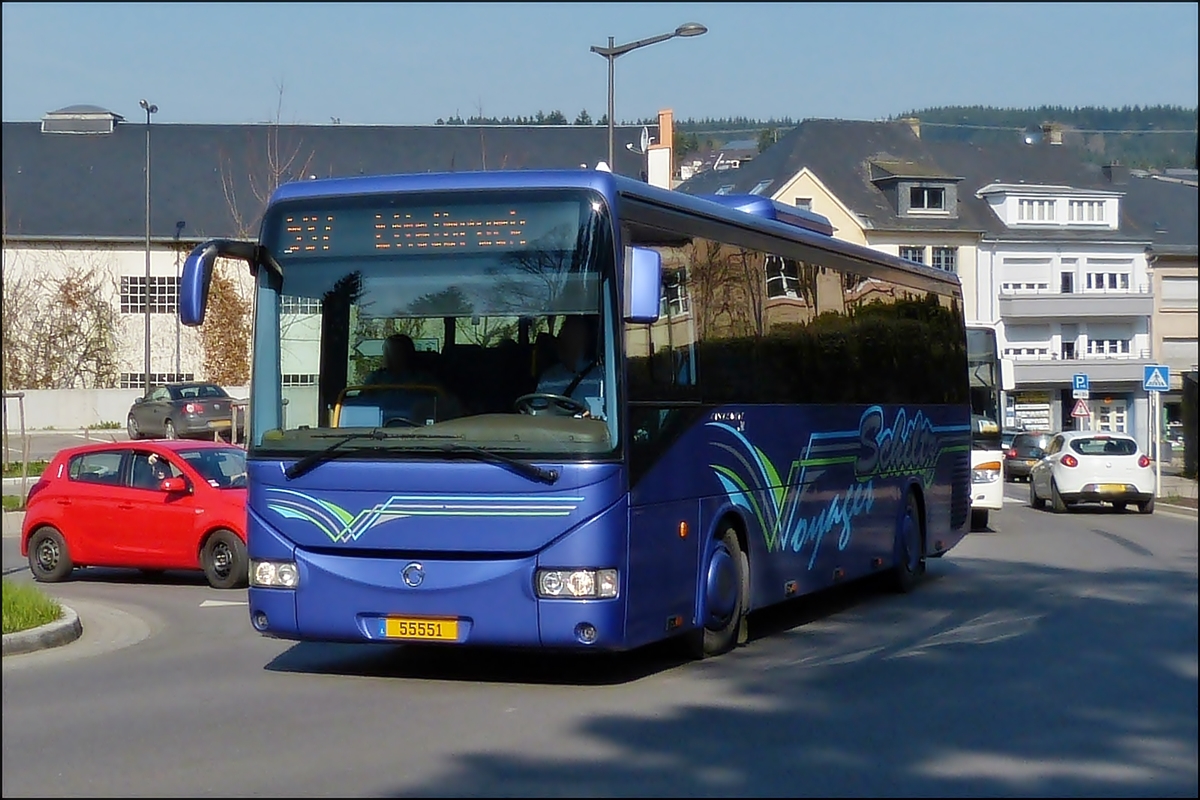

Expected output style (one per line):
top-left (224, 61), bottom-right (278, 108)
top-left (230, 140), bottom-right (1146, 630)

top-left (199, 599), bottom-right (249, 608)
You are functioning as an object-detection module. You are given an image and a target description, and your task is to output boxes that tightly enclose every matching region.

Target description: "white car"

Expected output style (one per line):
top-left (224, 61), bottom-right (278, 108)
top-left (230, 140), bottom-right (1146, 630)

top-left (1029, 431), bottom-right (1154, 514)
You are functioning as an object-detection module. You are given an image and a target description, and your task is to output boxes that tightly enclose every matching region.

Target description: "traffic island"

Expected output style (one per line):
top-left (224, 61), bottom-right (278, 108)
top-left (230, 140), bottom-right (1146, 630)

top-left (2, 603), bottom-right (83, 656)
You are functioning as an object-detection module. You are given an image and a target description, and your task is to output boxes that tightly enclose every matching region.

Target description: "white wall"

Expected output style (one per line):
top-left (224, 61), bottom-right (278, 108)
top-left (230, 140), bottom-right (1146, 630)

top-left (3, 386), bottom-right (250, 432)
top-left (3, 241), bottom-right (254, 387)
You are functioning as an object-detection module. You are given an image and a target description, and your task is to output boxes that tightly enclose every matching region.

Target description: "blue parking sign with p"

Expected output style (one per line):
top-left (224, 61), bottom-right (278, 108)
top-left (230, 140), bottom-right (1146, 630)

top-left (1072, 374), bottom-right (1089, 392)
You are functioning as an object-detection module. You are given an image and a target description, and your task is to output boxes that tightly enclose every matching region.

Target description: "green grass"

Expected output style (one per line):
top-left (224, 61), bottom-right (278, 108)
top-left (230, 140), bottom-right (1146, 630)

top-left (90, 421), bottom-right (122, 430)
top-left (2, 495), bottom-right (21, 512)
top-left (2, 578), bottom-right (62, 634)
top-left (2, 461), bottom-right (48, 479)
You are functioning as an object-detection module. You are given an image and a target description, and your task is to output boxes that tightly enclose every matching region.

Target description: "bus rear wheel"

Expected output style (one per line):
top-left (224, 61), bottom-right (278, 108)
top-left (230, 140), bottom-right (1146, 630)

top-left (685, 526), bottom-right (747, 659)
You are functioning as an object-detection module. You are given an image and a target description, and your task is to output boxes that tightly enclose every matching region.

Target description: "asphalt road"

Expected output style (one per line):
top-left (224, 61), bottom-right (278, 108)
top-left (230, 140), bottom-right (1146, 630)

top-left (2, 487), bottom-right (1197, 797)
top-left (3, 431), bottom-right (131, 465)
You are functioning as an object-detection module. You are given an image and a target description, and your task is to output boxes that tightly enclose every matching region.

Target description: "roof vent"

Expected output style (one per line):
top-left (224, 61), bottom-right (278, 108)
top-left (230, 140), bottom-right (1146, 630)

top-left (700, 194), bottom-right (834, 236)
top-left (40, 104), bottom-right (124, 135)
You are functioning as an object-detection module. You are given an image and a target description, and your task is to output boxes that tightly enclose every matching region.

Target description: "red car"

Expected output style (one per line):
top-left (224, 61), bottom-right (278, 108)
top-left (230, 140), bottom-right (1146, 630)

top-left (21, 440), bottom-right (249, 589)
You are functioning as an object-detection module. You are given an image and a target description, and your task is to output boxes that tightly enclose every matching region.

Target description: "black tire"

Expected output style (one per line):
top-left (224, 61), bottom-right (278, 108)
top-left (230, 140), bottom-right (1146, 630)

top-left (1029, 479), bottom-right (1046, 510)
top-left (1112, 501), bottom-right (1127, 513)
top-left (970, 508), bottom-right (989, 531)
top-left (164, 419), bottom-right (178, 440)
top-left (1137, 495), bottom-right (1155, 515)
top-left (1050, 479), bottom-right (1068, 514)
top-left (891, 490), bottom-right (925, 593)
top-left (201, 529), bottom-right (248, 589)
top-left (127, 415), bottom-right (142, 440)
top-left (27, 526), bottom-right (74, 582)
top-left (685, 526), bottom-right (747, 659)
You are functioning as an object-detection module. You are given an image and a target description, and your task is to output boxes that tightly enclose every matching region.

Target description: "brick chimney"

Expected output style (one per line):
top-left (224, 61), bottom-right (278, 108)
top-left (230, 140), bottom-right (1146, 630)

top-left (647, 108), bottom-right (674, 189)
top-left (1102, 162), bottom-right (1130, 184)
top-left (1040, 122), bottom-right (1064, 145)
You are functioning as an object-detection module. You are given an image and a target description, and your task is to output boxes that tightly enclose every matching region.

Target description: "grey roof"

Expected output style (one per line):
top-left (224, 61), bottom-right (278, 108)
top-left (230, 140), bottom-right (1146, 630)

top-left (2, 121), bottom-right (655, 240)
top-left (677, 119), bottom-right (991, 233)
top-left (678, 118), bottom-right (1198, 246)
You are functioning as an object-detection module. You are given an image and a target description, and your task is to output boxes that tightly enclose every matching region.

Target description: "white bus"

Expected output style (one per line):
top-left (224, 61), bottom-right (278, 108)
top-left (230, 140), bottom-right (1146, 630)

top-left (967, 323), bottom-right (1014, 530)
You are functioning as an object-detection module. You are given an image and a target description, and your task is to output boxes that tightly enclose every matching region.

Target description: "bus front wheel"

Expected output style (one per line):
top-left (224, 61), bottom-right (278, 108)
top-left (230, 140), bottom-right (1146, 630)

top-left (891, 491), bottom-right (925, 594)
top-left (685, 526), bottom-right (748, 659)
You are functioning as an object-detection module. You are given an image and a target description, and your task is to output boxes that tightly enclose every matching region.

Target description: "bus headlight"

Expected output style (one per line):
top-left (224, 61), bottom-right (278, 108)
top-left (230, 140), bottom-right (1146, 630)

top-left (972, 461), bottom-right (1002, 484)
top-left (536, 569), bottom-right (618, 599)
top-left (251, 559), bottom-right (299, 588)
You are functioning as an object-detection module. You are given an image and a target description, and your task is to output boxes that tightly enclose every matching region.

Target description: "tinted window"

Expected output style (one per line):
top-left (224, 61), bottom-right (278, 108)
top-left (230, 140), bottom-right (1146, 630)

top-left (1070, 437), bottom-right (1138, 456)
top-left (68, 451), bottom-right (124, 485)
top-left (1012, 433), bottom-right (1050, 454)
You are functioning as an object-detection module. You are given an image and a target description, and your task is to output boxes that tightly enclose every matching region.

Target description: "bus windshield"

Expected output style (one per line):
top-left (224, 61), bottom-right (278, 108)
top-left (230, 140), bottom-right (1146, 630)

top-left (966, 326), bottom-right (1002, 449)
top-left (250, 188), bottom-right (619, 460)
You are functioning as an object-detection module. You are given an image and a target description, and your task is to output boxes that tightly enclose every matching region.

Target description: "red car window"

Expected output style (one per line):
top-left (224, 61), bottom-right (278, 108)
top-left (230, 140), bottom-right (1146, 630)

top-left (67, 451), bottom-right (124, 486)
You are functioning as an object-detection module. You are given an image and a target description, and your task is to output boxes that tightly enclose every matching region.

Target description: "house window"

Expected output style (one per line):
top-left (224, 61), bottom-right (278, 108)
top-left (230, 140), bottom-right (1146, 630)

top-left (765, 256), bottom-right (801, 298)
top-left (1068, 200), bottom-right (1105, 223)
top-left (794, 197), bottom-right (812, 212)
top-left (280, 295), bottom-right (322, 314)
top-left (909, 186), bottom-right (945, 211)
top-left (1001, 282), bottom-right (1050, 294)
top-left (120, 372), bottom-right (194, 389)
top-left (1018, 199), bottom-right (1055, 222)
top-left (121, 276), bottom-right (178, 314)
top-left (931, 246), bottom-right (957, 272)
top-left (899, 246), bottom-right (925, 264)
top-left (749, 180), bottom-right (773, 196)
top-left (661, 272), bottom-right (690, 316)
top-left (714, 184), bottom-right (735, 196)
top-left (281, 373), bottom-right (318, 387)
top-left (1061, 341), bottom-right (1076, 359)
top-left (1086, 339), bottom-right (1131, 356)
top-left (1085, 272), bottom-right (1130, 292)
top-left (1002, 347), bottom-right (1050, 358)
top-left (1060, 272), bottom-right (1075, 293)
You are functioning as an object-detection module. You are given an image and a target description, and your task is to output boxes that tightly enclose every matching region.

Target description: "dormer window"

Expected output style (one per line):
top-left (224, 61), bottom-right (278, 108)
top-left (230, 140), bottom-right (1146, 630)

top-left (909, 186), bottom-right (945, 211)
top-left (1068, 200), bottom-right (1105, 223)
top-left (1018, 198), bottom-right (1056, 222)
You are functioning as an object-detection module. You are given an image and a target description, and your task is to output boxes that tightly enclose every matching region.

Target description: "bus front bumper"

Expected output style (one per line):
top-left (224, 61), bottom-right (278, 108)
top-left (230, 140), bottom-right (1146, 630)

top-left (248, 549), bottom-right (629, 650)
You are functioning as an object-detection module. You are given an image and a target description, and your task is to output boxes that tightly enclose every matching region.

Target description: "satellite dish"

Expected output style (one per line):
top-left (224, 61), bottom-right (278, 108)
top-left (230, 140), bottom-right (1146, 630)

top-left (640, 126), bottom-right (651, 153)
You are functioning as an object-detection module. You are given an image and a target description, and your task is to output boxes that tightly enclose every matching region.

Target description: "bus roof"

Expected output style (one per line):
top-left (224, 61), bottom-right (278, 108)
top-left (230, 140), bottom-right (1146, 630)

top-left (268, 169), bottom-right (962, 288)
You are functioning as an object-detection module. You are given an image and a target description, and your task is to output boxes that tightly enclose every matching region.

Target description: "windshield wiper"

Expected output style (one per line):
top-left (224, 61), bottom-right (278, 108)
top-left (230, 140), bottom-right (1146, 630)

top-left (440, 443), bottom-right (559, 485)
top-left (284, 429), bottom-right (424, 480)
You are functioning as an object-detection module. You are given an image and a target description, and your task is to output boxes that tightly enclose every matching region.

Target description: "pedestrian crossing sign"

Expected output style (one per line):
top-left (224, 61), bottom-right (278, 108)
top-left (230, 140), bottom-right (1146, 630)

top-left (1143, 365), bottom-right (1170, 392)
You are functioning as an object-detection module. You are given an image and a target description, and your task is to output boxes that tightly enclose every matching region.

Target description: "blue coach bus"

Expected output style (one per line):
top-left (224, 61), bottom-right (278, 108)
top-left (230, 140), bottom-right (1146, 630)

top-left (180, 169), bottom-right (971, 658)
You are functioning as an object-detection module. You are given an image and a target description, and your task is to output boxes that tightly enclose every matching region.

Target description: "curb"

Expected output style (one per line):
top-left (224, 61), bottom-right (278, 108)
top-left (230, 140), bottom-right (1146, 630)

top-left (2, 602), bottom-right (83, 656)
top-left (1158, 502), bottom-right (1198, 518)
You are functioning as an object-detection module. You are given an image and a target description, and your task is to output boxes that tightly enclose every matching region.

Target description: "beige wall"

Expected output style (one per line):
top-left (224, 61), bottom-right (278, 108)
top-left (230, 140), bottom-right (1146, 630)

top-left (1150, 253), bottom-right (1199, 389)
top-left (865, 234), bottom-right (980, 321)
top-left (772, 170), bottom-right (868, 246)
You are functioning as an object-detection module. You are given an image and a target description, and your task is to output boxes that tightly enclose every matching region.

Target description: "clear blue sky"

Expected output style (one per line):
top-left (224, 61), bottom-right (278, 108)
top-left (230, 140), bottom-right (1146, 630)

top-left (3, 2), bottom-right (1196, 125)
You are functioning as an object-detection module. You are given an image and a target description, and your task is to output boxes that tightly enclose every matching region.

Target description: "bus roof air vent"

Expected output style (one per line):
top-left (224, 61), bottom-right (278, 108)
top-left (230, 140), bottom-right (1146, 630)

top-left (699, 194), bottom-right (834, 236)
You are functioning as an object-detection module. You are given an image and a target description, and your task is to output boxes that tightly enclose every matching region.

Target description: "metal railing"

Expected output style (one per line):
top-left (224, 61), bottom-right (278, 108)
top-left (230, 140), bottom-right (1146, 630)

top-left (218, 398), bottom-right (287, 447)
top-left (2, 392), bottom-right (31, 504)
top-left (998, 283), bottom-right (1152, 296)
top-left (1005, 349), bottom-right (1153, 362)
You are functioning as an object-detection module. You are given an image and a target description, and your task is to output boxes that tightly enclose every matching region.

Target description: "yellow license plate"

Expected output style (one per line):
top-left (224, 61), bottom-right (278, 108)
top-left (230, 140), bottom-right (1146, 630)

top-left (1099, 484), bottom-right (1126, 493)
top-left (208, 419), bottom-right (232, 428)
top-left (384, 617), bottom-right (458, 641)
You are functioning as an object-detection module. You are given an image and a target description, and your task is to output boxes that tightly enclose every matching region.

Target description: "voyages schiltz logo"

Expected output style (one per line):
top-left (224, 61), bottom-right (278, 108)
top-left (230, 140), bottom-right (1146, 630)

top-left (706, 406), bottom-right (966, 567)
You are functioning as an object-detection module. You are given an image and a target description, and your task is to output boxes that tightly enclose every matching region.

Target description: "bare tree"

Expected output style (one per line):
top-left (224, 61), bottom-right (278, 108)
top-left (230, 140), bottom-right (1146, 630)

top-left (219, 82), bottom-right (318, 239)
top-left (2, 251), bottom-right (120, 390)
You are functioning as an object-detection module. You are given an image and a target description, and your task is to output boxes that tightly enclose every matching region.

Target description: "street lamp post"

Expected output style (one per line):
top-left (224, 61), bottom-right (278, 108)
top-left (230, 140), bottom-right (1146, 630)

top-left (590, 22), bottom-right (706, 170)
top-left (139, 98), bottom-right (158, 395)
top-left (174, 220), bottom-right (185, 378)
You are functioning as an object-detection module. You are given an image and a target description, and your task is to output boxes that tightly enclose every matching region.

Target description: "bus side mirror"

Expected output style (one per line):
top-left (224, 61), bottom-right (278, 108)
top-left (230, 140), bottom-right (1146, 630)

top-left (623, 246), bottom-right (661, 324)
top-left (1000, 357), bottom-right (1016, 392)
top-left (179, 238), bottom-right (269, 326)
top-left (179, 242), bottom-right (220, 326)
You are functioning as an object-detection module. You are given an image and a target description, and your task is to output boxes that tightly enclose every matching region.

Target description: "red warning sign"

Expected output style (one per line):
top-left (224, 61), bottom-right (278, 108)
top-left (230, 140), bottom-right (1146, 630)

top-left (1071, 398), bottom-right (1091, 418)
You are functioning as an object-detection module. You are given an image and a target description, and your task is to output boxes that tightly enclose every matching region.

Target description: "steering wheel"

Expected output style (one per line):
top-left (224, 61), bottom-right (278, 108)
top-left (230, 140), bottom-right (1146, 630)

top-left (514, 393), bottom-right (589, 416)
top-left (384, 416), bottom-right (420, 428)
